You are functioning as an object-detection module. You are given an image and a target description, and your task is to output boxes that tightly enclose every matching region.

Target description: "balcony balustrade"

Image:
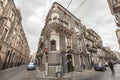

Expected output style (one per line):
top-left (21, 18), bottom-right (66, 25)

top-left (95, 41), bottom-right (103, 48)
top-left (86, 43), bottom-right (97, 53)
top-left (85, 35), bottom-right (95, 42)
top-left (65, 46), bottom-right (74, 53)
top-left (47, 18), bottom-right (74, 36)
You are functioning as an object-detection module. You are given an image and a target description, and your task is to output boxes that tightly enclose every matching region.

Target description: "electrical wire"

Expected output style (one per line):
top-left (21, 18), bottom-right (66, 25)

top-left (67, 0), bottom-right (72, 9)
top-left (73, 0), bottom-right (87, 13)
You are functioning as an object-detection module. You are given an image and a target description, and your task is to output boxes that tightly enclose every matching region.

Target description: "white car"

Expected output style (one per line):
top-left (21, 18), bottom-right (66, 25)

top-left (27, 62), bottom-right (36, 70)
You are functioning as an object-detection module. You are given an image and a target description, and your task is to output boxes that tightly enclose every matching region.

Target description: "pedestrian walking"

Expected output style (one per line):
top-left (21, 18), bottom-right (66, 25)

top-left (108, 60), bottom-right (114, 74)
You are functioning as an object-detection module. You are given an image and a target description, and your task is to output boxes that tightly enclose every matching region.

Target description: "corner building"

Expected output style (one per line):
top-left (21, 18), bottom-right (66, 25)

top-left (37, 2), bottom-right (107, 77)
top-left (0, 0), bottom-right (30, 70)
top-left (37, 2), bottom-right (95, 77)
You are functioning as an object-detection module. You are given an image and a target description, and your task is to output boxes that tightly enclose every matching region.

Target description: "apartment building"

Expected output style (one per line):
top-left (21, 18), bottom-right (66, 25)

top-left (0, 0), bottom-right (30, 70)
top-left (107, 0), bottom-right (120, 48)
top-left (36, 2), bottom-right (107, 77)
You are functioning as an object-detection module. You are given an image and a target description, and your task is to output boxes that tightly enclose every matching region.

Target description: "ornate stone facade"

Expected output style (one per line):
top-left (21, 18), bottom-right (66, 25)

top-left (37, 2), bottom-right (106, 77)
top-left (0, 0), bottom-right (30, 70)
top-left (107, 0), bottom-right (120, 48)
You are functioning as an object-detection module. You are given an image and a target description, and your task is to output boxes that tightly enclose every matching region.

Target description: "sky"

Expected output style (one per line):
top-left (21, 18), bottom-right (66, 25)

top-left (14, 0), bottom-right (120, 54)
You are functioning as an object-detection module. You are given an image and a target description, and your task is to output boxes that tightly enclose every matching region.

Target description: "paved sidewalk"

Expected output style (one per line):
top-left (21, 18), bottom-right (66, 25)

top-left (62, 70), bottom-right (95, 80)
top-left (37, 65), bottom-right (96, 80)
top-left (40, 70), bottom-right (95, 80)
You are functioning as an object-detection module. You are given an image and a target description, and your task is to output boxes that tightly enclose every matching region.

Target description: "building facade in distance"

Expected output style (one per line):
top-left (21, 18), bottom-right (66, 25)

top-left (107, 0), bottom-right (120, 48)
top-left (0, 0), bottom-right (30, 70)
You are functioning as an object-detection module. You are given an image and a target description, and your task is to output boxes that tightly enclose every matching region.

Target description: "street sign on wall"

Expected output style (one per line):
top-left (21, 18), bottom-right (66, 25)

top-left (44, 48), bottom-right (48, 52)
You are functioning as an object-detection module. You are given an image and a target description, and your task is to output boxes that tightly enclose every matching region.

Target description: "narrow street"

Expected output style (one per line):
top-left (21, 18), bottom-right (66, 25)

top-left (0, 65), bottom-right (45, 80)
top-left (0, 64), bottom-right (120, 80)
top-left (70, 64), bottom-right (120, 80)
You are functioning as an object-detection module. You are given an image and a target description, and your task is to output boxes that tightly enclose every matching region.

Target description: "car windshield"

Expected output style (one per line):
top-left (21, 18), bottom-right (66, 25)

top-left (95, 63), bottom-right (102, 66)
top-left (29, 63), bottom-right (34, 65)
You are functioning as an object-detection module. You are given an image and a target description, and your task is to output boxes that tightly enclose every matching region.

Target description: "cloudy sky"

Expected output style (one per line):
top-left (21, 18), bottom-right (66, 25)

top-left (14, 0), bottom-right (120, 54)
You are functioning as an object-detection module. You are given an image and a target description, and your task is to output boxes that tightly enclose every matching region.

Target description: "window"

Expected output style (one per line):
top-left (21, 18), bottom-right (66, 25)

top-left (50, 40), bottom-right (56, 51)
top-left (67, 37), bottom-right (71, 47)
top-left (6, 19), bottom-right (11, 28)
top-left (9, 10), bottom-right (15, 22)
top-left (1, 28), bottom-right (8, 40)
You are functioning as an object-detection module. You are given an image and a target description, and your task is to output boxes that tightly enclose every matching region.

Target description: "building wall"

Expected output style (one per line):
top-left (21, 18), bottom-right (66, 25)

top-left (107, 0), bottom-right (120, 48)
top-left (37, 2), bottom-right (106, 77)
top-left (0, 0), bottom-right (30, 70)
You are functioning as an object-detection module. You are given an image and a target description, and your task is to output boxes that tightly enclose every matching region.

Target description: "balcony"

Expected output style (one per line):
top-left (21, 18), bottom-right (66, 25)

top-left (85, 35), bottom-right (95, 42)
top-left (86, 43), bottom-right (97, 53)
top-left (46, 18), bottom-right (74, 36)
top-left (96, 42), bottom-right (103, 48)
top-left (88, 47), bottom-right (97, 53)
top-left (65, 46), bottom-right (74, 53)
top-left (113, 2), bottom-right (120, 13)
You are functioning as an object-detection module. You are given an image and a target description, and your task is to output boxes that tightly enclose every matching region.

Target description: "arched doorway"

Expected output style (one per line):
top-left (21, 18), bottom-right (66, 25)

top-left (67, 55), bottom-right (73, 72)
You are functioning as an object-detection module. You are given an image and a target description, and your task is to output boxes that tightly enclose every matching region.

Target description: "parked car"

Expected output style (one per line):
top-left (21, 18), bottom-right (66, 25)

top-left (27, 62), bottom-right (36, 70)
top-left (94, 63), bottom-right (106, 71)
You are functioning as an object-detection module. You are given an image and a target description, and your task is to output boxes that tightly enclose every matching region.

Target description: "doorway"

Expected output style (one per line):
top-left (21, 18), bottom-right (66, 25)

top-left (67, 55), bottom-right (73, 72)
